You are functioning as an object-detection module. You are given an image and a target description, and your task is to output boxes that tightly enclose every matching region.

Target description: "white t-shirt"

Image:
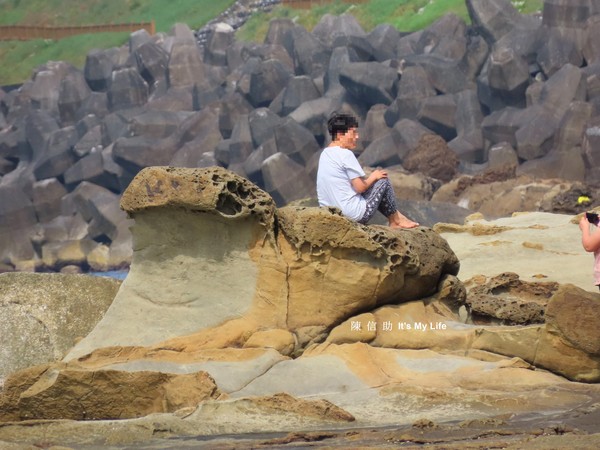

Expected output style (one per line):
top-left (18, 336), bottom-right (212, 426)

top-left (317, 146), bottom-right (366, 221)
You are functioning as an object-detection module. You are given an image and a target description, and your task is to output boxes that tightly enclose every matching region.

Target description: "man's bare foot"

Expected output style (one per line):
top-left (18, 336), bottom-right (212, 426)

top-left (390, 219), bottom-right (419, 229)
top-left (388, 212), bottom-right (419, 229)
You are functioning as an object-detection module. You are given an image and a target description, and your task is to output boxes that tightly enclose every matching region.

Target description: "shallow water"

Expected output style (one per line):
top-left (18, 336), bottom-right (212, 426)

top-left (89, 270), bottom-right (129, 280)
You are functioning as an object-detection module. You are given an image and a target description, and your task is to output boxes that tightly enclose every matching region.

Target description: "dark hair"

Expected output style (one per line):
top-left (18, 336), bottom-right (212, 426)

top-left (327, 112), bottom-right (358, 140)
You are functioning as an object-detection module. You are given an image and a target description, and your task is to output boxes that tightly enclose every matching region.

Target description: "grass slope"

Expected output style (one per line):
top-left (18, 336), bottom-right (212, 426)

top-left (0, 0), bottom-right (543, 86)
top-left (237, 0), bottom-right (543, 43)
top-left (0, 0), bottom-right (236, 85)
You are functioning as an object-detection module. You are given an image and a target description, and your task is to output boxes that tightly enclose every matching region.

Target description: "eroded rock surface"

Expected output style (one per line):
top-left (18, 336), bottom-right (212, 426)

top-left (464, 272), bottom-right (559, 325)
top-left (0, 273), bottom-right (120, 380)
top-left (66, 166), bottom-right (459, 360)
top-left (2, 168), bottom-right (600, 448)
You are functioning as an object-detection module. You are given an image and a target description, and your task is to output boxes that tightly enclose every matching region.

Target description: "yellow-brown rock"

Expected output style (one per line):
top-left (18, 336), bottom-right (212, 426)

top-left (67, 166), bottom-right (460, 360)
top-left (0, 362), bottom-right (220, 422)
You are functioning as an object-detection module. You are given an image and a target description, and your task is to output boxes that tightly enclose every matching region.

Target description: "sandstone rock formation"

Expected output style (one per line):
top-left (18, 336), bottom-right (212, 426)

top-left (1, 169), bottom-right (600, 448)
top-left (1, 0), bottom-right (599, 271)
top-left (464, 272), bottom-right (559, 325)
top-left (66, 166), bottom-right (460, 358)
top-left (0, 272), bottom-right (120, 380)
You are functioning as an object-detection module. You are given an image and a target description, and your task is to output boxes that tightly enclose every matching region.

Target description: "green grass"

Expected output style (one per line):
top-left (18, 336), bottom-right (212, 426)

top-left (0, 0), bottom-right (236, 85)
top-left (0, 0), bottom-right (544, 85)
top-left (237, 0), bottom-right (543, 43)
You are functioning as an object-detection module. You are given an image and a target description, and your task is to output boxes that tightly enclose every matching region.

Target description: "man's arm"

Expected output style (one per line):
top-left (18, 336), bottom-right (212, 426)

top-left (351, 169), bottom-right (387, 194)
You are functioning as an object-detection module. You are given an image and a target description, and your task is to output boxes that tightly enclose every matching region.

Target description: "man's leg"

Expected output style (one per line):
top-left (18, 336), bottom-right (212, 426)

top-left (358, 179), bottom-right (418, 228)
top-left (375, 179), bottom-right (418, 228)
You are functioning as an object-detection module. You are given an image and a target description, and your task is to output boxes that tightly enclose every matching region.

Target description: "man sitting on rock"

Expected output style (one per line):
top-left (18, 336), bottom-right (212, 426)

top-left (317, 112), bottom-right (418, 229)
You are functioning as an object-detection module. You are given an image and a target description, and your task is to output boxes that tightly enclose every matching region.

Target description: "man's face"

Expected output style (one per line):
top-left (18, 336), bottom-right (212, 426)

top-left (341, 127), bottom-right (359, 150)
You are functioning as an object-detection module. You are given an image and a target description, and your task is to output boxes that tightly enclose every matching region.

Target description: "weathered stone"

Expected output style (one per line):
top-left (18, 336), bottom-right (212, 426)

top-left (487, 141), bottom-right (519, 169)
top-left (0, 185), bottom-right (37, 265)
top-left (70, 181), bottom-right (131, 243)
top-left (493, 26), bottom-right (540, 64)
top-left (107, 68), bottom-right (149, 112)
top-left (130, 110), bottom-right (183, 139)
top-left (0, 365), bottom-right (219, 421)
top-left (100, 144), bottom-right (134, 192)
top-left (403, 54), bottom-right (473, 95)
top-left (248, 58), bottom-right (292, 108)
top-left (536, 28), bottom-right (583, 78)
top-left (64, 167), bottom-right (459, 357)
top-left (169, 22), bottom-right (196, 43)
top-left (0, 273), bottom-right (119, 379)
top-left (288, 96), bottom-right (340, 140)
top-left (204, 23), bottom-right (235, 66)
top-left (537, 63), bottom-right (587, 119)
top-left (41, 239), bottom-right (99, 270)
top-left (248, 108), bottom-right (283, 148)
top-left (129, 28), bottom-right (153, 52)
top-left (133, 41), bottom-right (169, 88)
top-left (278, 75), bottom-right (321, 116)
top-left (583, 15), bottom-right (600, 65)
top-left (25, 110), bottom-right (60, 159)
top-left (359, 119), bottom-right (432, 167)
top-left (262, 152), bottom-right (315, 205)
top-left (359, 131), bottom-right (402, 167)
top-left (466, 0), bottom-right (541, 45)
top-left (403, 134), bottom-right (458, 183)
top-left (542, 0), bottom-right (596, 29)
top-left (323, 45), bottom-right (357, 97)
top-left (515, 108), bottom-right (559, 160)
top-left (332, 34), bottom-right (375, 64)
top-left (312, 13), bottom-right (366, 48)
top-left (73, 122), bottom-right (102, 157)
top-left (112, 135), bottom-right (179, 173)
top-left (417, 94), bottom-right (457, 141)
top-left (416, 13), bottom-right (468, 60)
top-left (488, 46), bottom-right (530, 98)
top-left (582, 117), bottom-right (600, 184)
top-left (450, 89), bottom-right (485, 162)
top-left (243, 138), bottom-right (278, 186)
top-left (273, 117), bottom-right (320, 166)
top-left (339, 62), bottom-right (398, 107)
top-left (83, 48), bottom-right (118, 92)
top-left (286, 25), bottom-right (331, 77)
top-left (481, 106), bottom-right (533, 148)
top-left (366, 24), bottom-right (401, 62)
top-left (58, 70), bottom-right (92, 125)
top-left (225, 114), bottom-right (254, 165)
top-left (361, 104), bottom-right (389, 149)
top-left (554, 101), bottom-right (594, 153)
top-left (545, 284), bottom-right (600, 356)
top-left (585, 63), bottom-right (600, 100)
top-left (76, 91), bottom-right (109, 121)
top-left (385, 65), bottom-right (436, 125)
top-left (167, 41), bottom-right (206, 88)
top-left (464, 272), bottom-right (559, 325)
top-left (170, 126), bottom-right (223, 168)
top-left (36, 214), bottom-right (88, 245)
top-left (518, 146), bottom-right (586, 181)
top-left (33, 126), bottom-right (79, 180)
top-left (29, 67), bottom-right (63, 115)
top-left (63, 151), bottom-right (110, 190)
top-left (31, 178), bottom-right (67, 223)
